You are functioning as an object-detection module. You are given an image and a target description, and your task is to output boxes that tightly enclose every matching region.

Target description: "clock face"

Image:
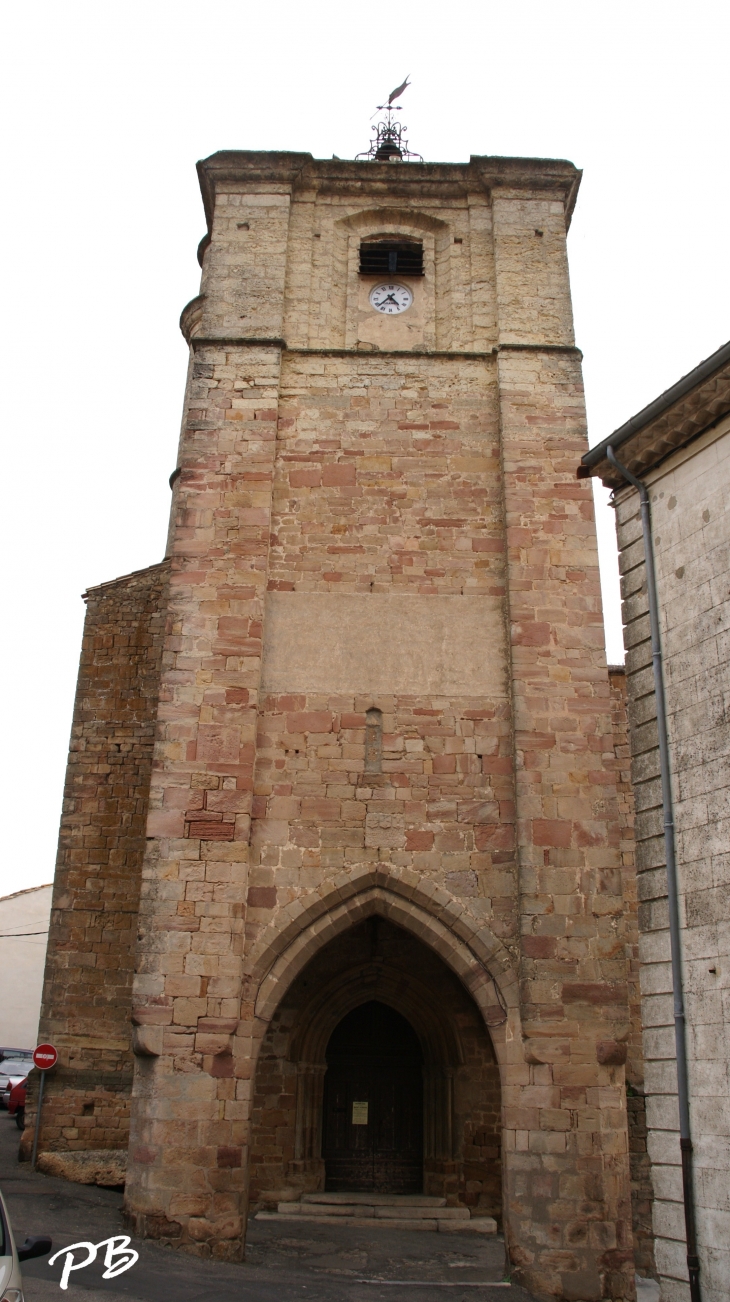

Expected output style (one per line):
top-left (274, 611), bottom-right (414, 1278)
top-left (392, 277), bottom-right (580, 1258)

top-left (369, 283), bottom-right (413, 315)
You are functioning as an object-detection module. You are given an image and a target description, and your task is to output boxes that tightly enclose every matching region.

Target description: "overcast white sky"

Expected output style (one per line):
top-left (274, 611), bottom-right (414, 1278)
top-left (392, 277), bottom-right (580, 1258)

top-left (2, 0), bottom-right (728, 895)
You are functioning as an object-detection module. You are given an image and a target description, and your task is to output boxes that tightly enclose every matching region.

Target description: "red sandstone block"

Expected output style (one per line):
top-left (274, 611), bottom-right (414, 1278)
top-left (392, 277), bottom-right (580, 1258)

top-left (286, 712), bottom-right (333, 734)
top-left (574, 823), bottom-right (605, 848)
top-left (432, 755), bottom-right (456, 773)
top-left (522, 935), bottom-right (557, 958)
top-left (199, 1018), bottom-right (239, 1033)
top-left (289, 468), bottom-right (322, 487)
top-left (405, 830), bottom-right (434, 851)
top-left (390, 773), bottom-right (409, 789)
top-left (237, 509), bottom-right (270, 527)
top-left (209, 1055), bottom-right (235, 1078)
top-left (217, 617), bottom-right (251, 638)
top-left (512, 621), bottom-right (551, 646)
top-left (217, 1145), bottom-right (242, 1167)
top-left (533, 819), bottom-right (572, 848)
top-left (561, 982), bottom-right (628, 1004)
top-left (247, 887), bottom-right (277, 909)
top-left (192, 822), bottom-right (235, 840)
top-left (481, 757), bottom-right (513, 775)
top-left (322, 464), bottom-right (356, 486)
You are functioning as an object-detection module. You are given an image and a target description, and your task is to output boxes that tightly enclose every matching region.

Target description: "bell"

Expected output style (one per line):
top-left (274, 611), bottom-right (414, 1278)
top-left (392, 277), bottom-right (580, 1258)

top-left (374, 129), bottom-right (402, 162)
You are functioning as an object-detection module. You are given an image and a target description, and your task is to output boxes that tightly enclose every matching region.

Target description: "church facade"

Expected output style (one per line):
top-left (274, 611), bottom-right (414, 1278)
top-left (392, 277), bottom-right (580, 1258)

top-left (31, 145), bottom-right (643, 1301)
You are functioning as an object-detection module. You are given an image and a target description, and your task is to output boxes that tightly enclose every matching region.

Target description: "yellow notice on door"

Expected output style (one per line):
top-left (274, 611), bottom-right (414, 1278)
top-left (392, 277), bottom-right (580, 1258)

top-left (352, 1101), bottom-right (368, 1125)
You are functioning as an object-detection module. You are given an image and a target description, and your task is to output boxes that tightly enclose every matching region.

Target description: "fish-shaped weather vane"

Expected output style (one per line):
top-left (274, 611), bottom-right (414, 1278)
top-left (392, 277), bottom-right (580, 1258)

top-left (370, 76), bottom-right (411, 119)
top-left (387, 75), bottom-right (411, 105)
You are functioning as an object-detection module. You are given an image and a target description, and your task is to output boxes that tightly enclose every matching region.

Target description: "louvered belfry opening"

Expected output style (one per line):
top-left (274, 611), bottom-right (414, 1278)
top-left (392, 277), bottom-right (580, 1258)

top-left (359, 239), bottom-right (424, 277)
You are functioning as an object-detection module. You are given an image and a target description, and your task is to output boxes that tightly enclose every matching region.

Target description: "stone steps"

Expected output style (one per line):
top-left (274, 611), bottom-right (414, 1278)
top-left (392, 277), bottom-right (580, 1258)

top-left (285, 1203), bottom-right (468, 1220)
top-left (303, 1192), bottom-right (447, 1207)
top-left (255, 1192), bottom-right (497, 1235)
top-left (256, 1211), bottom-right (497, 1234)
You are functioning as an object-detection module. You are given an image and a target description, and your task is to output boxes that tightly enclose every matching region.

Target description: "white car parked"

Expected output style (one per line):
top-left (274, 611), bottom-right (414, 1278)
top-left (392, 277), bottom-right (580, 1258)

top-left (0, 1185), bottom-right (51, 1301)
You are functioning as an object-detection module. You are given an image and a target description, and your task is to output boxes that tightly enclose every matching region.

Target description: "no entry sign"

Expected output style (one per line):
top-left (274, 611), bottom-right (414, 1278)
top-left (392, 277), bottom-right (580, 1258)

top-left (33, 1043), bottom-right (58, 1071)
top-left (31, 1043), bottom-right (58, 1169)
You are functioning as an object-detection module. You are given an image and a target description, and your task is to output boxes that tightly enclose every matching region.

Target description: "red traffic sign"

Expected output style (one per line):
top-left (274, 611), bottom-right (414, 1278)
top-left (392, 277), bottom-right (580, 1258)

top-left (33, 1044), bottom-right (58, 1071)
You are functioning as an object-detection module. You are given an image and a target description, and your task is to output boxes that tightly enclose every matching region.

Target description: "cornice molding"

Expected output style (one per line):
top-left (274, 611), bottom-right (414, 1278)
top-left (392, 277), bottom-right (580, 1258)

top-left (186, 338), bottom-right (582, 359)
top-left (195, 150), bottom-right (582, 237)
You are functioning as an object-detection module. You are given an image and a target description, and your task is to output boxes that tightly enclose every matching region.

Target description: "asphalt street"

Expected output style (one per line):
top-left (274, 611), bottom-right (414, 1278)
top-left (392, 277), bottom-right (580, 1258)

top-left (0, 1113), bottom-right (536, 1302)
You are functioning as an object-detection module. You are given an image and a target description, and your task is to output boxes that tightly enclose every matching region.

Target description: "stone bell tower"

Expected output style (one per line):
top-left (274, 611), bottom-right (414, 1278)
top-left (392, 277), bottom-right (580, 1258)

top-left (36, 114), bottom-right (639, 1302)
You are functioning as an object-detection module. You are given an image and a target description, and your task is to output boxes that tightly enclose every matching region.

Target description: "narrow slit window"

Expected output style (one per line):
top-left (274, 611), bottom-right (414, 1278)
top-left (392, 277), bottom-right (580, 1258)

top-left (359, 240), bottom-right (424, 277)
top-left (364, 708), bottom-right (383, 774)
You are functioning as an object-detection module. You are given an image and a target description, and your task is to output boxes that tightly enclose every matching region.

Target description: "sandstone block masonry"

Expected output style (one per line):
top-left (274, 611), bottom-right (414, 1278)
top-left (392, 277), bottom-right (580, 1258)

top-left (24, 564), bottom-right (169, 1158)
top-left (37, 151), bottom-right (640, 1302)
top-left (609, 666), bottom-right (655, 1281)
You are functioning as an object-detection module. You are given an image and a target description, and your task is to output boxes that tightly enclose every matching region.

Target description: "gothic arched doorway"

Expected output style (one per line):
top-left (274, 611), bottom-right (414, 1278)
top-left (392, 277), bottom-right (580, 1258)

top-left (322, 1001), bottom-right (423, 1194)
top-left (249, 917), bottom-right (501, 1220)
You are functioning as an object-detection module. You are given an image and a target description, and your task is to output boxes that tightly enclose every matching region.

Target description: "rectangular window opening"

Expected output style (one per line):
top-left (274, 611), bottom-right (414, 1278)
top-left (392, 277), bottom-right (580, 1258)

top-left (364, 708), bottom-right (383, 774)
top-left (359, 240), bottom-right (424, 277)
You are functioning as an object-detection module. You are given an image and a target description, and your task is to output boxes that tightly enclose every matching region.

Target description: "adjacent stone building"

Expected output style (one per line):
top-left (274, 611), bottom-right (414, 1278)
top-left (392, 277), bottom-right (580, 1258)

top-left (583, 339), bottom-right (730, 1302)
top-left (30, 139), bottom-right (643, 1301)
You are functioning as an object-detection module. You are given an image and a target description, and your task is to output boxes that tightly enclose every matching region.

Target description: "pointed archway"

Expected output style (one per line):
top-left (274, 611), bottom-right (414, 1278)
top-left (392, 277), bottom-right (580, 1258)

top-left (247, 868), bottom-right (519, 1055)
top-left (248, 915), bottom-right (502, 1217)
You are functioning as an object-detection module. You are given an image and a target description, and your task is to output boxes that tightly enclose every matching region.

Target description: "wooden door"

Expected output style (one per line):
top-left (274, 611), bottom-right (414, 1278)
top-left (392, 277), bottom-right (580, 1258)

top-left (322, 1001), bottom-right (423, 1194)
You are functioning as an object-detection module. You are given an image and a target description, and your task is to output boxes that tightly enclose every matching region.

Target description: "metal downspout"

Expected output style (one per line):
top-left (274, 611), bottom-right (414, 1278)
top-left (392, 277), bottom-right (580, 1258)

top-left (606, 445), bottom-right (701, 1302)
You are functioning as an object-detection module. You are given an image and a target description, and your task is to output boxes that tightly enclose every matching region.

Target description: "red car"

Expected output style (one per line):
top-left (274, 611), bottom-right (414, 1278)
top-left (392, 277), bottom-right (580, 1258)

top-left (6, 1077), bottom-right (26, 1130)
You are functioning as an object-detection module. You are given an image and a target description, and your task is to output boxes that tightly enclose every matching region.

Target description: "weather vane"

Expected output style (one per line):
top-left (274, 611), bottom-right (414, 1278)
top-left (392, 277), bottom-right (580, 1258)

top-left (356, 76), bottom-right (423, 162)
